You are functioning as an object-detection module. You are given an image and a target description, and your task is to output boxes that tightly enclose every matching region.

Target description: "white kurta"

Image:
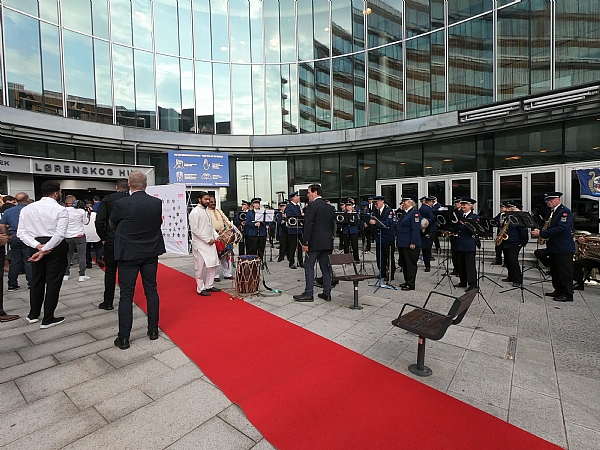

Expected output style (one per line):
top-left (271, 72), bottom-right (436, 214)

top-left (189, 205), bottom-right (219, 268)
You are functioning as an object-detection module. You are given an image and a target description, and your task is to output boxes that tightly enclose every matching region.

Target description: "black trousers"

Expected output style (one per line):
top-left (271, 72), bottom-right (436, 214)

top-left (503, 246), bottom-right (522, 284)
top-left (103, 242), bottom-right (117, 305)
top-left (495, 243), bottom-right (503, 263)
top-left (238, 236), bottom-right (246, 255)
top-left (277, 230), bottom-right (287, 259)
top-left (341, 233), bottom-right (359, 261)
top-left (0, 245), bottom-right (5, 315)
top-left (246, 236), bottom-right (267, 260)
top-left (422, 246), bottom-right (432, 270)
top-left (457, 250), bottom-right (477, 288)
top-left (29, 239), bottom-right (69, 323)
top-left (574, 258), bottom-right (600, 286)
top-left (362, 228), bottom-right (372, 252)
top-left (433, 235), bottom-right (441, 253)
top-left (286, 233), bottom-right (303, 265)
top-left (535, 248), bottom-right (551, 268)
top-left (398, 246), bottom-right (420, 288)
top-left (450, 237), bottom-right (458, 273)
top-left (548, 252), bottom-right (574, 298)
top-left (375, 241), bottom-right (394, 280)
top-left (117, 256), bottom-right (160, 339)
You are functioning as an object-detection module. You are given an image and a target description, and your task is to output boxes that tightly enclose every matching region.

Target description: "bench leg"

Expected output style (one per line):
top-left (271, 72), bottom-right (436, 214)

top-left (349, 281), bottom-right (363, 310)
top-left (409, 337), bottom-right (432, 377)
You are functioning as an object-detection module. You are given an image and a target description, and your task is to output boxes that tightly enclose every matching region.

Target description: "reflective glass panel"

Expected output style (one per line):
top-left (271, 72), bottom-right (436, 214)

top-left (210, 0), bottom-right (229, 62)
top-left (95, 149), bottom-right (125, 164)
top-left (18, 140), bottom-right (47, 157)
top-left (431, 30), bottom-right (445, 114)
top-left (271, 160), bottom-right (288, 201)
top-left (91, 0), bottom-right (109, 39)
top-left (424, 137), bottom-right (476, 176)
top-left (380, 185), bottom-right (397, 210)
top-left (156, 54), bottom-right (181, 131)
top-left (368, 44), bottom-right (403, 124)
top-left (565, 117), bottom-right (600, 163)
top-left (3, 0), bottom-right (38, 17)
top-left (358, 150), bottom-right (376, 198)
top-left (180, 59), bottom-right (194, 131)
top-left (63, 31), bottom-right (95, 120)
top-left (193, 0), bottom-right (212, 60)
top-left (40, 22), bottom-right (62, 115)
top-left (406, 34), bottom-right (431, 119)
top-left (113, 45), bottom-right (136, 126)
top-left (285, 63), bottom-right (299, 133)
top-left (448, 0), bottom-right (493, 24)
top-left (279, 0), bottom-right (296, 63)
top-left (230, 0), bottom-right (251, 63)
top-left (405, 0), bottom-right (444, 37)
top-left (321, 154), bottom-right (340, 200)
top-left (499, 175), bottom-right (522, 208)
top-left (428, 181), bottom-right (446, 205)
top-left (134, 50), bottom-right (156, 129)
top-left (61, 0), bottom-right (92, 34)
top-left (494, 124), bottom-right (562, 169)
top-left (39, 0), bottom-right (58, 23)
top-left (367, 0), bottom-right (402, 48)
top-left (315, 59), bottom-right (331, 131)
top-left (266, 65), bottom-right (282, 134)
top-left (213, 63), bottom-right (231, 134)
top-left (264, 0), bottom-right (280, 63)
top-left (332, 0), bottom-right (352, 56)
top-left (179, 0), bottom-right (193, 57)
top-left (298, 62), bottom-right (316, 133)
top-left (154, 0), bottom-right (179, 55)
top-left (377, 144), bottom-right (422, 179)
top-left (231, 65), bottom-right (253, 134)
top-left (313, 0), bottom-right (330, 58)
top-left (195, 61), bottom-right (214, 133)
top-left (249, 0), bottom-right (263, 63)
top-left (76, 147), bottom-right (94, 161)
top-left (48, 144), bottom-right (75, 160)
top-left (253, 160), bottom-right (272, 206)
top-left (110, 0), bottom-right (133, 45)
top-left (353, 53), bottom-right (366, 127)
top-left (555, 1), bottom-right (600, 88)
top-left (352, 0), bottom-right (364, 51)
top-left (4, 10), bottom-right (43, 110)
top-left (295, 156), bottom-right (320, 185)
top-left (333, 56), bottom-right (354, 130)
top-left (252, 66), bottom-right (265, 135)
top-left (237, 160), bottom-right (255, 202)
top-left (498, 0), bottom-right (550, 100)
top-left (132, 0), bottom-right (153, 51)
top-left (297, 0), bottom-right (314, 61)
top-left (448, 14), bottom-right (493, 110)
top-left (341, 153), bottom-right (357, 198)
top-left (94, 39), bottom-right (113, 123)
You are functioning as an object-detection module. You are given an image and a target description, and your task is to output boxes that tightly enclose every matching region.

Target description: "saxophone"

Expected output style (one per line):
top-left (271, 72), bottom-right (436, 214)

top-left (537, 210), bottom-right (554, 245)
top-left (494, 220), bottom-right (510, 246)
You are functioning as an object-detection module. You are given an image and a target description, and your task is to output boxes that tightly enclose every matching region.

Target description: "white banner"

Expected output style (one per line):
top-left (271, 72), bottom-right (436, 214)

top-left (146, 184), bottom-right (189, 256)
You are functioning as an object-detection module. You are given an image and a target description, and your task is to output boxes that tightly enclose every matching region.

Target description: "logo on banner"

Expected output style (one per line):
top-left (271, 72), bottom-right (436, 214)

top-left (588, 171), bottom-right (600, 194)
top-left (576, 168), bottom-right (600, 200)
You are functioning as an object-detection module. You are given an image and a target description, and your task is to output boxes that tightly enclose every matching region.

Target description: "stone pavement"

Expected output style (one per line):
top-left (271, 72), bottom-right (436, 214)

top-left (1, 247), bottom-right (599, 449)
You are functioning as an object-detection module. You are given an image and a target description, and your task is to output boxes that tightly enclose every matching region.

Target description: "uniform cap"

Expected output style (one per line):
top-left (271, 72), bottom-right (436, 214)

top-left (543, 191), bottom-right (563, 200)
top-left (288, 191), bottom-right (299, 199)
top-left (251, 197), bottom-right (262, 203)
top-left (241, 200), bottom-right (250, 206)
top-left (372, 195), bottom-right (385, 201)
top-left (459, 197), bottom-right (477, 205)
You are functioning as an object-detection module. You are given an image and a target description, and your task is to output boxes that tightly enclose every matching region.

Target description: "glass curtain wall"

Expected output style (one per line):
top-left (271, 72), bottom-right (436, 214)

top-left (1, 1), bottom-right (599, 135)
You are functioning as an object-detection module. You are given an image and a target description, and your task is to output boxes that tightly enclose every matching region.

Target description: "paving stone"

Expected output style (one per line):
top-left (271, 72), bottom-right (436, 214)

top-left (391, 350), bottom-right (459, 393)
top-left (153, 347), bottom-right (191, 369)
top-left (448, 391), bottom-right (508, 421)
top-left (65, 358), bottom-right (171, 409)
top-left (2, 407), bottom-right (107, 450)
top-left (139, 361), bottom-right (204, 400)
top-left (17, 332), bottom-right (97, 362)
top-left (508, 386), bottom-right (567, 448)
top-left (0, 333), bottom-right (32, 352)
top-left (0, 392), bottom-right (79, 446)
top-left (97, 335), bottom-right (175, 368)
top-left (363, 334), bottom-right (414, 366)
top-left (87, 320), bottom-right (145, 340)
top-left (0, 350), bottom-right (23, 369)
top-left (167, 416), bottom-right (255, 450)
top-left (558, 371), bottom-right (600, 431)
top-left (94, 388), bottom-right (153, 422)
top-left (269, 302), bottom-right (313, 320)
top-left (303, 316), bottom-right (358, 340)
top-left (344, 312), bottom-right (393, 340)
top-left (218, 404), bottom-right (263, 442)
top-left (64, 379), bottom-right (231, 450)
top-left (467, 329), bottom-right (511, 359)
top-left (25, 314), bottom-right (116, 344)
top-left (0, 381), bottom-right (26, 415)
top-left (333, 331), bottom-right (377, 354)
top-left (423, 339), bottom-right (466, 364)
top-left (16, 354), bottom-right (113, 403)
top-left (249, 438), bottom-right (277, 450)
top-left (438, 324), bottom-right (474, 348)
top-left (0, 355), bottom-right (58, 384)
top-left (565, 422), bottom-right (600, 450)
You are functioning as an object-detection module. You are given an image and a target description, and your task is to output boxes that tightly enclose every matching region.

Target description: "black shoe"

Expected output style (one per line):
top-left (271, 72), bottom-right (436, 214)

top-left (573, 283), bottom-right (584, 291)
top-left (7, 285), bottom-right (20, 292)
top-left (198, 290), bottom-right (211, 296)
top-left (399, 282), bottom-right (408, 288)
top-left (317, 293), bottom-right (331, 301)
top-left (277, 257), bottom-right (285, 262)
top-left (454, 283), bottom-right (467, 288)
top-left (512, 282), bottom-right (521, 287)
top-left (147, 330), bottom-right (159, 340)
top-left (86, 265), bottom-right (93, 269)
top-left (290, 264), bottom-right (298, 269)
top-left (494, 260), bottom-right (502, 265)
top-left (553, 295), bottom-right (573, 302)
top-left (207, 287), bottom-right (221, 292)
top-left (98, 303), bottom-right (114, 310)
top-left (401, 286), bottom-right (415, 291)
top-left (114, 337), bottom-right (130, 350)
top-left (544, 291), bottom-right (558, 297)
top-left (424, 268), bottom-right (431, 272)
top-left (214, 278), bottom-right (221, 282)
top-left (450, 271), bottom-right (459, 276)
top-left (501, 277), bottom-right (511, 282)
top-left (430, 256), bottom-right (435, 261)
top-left (293, 293), bottom-right (314, 302)
top-left (299, 263), bottom-right (304, 268)
top-left (40, 317), bottom-right (65, 329)
top-left (466, 286), bottom-right (479, 292)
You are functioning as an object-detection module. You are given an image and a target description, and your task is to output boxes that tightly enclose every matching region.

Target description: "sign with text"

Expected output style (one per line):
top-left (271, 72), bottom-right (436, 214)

top-left (168, 151), bottom-right (229, 187)
top-left (146, 184), bottom-right (189, 256)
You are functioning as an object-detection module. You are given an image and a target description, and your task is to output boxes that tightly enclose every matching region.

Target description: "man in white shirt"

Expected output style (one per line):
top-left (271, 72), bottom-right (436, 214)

top-left (63, 195), bottom-right (91, 282)
top-left (16, 180), bottom-right (69, 329)
top-left (189, 192), bottom-right (220, 296)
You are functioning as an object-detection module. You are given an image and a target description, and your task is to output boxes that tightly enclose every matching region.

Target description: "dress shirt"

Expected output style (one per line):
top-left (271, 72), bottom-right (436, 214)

top-left (16, 197), bottom-right (69, 251)
top-left (65, 206), bottom-right (90, 238)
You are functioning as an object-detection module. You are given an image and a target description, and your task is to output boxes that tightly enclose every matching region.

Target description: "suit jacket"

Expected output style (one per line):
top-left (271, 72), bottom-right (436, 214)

top-left (302, 197), bottom-right (334, 251)
top-left (95, 191), bottom-right (129, 243)
top-left (110, 191), bottom-right (166, 261)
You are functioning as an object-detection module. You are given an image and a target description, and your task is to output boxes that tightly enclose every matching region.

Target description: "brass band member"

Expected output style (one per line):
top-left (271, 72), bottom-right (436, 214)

top-left (494, 202), bottom-right (508, 265)
top-left (340, 201), bottom-right (360, 262)
top-left (500, 201), bottom-right (529, 287)
top-left (233, 200), bottom-right (250, 255)
top-left (276, 201), bottom-right (288, 262)
top-left (369, 195), bottom-right (396, 282)
top-left (395, 195), bottom-right (421, 291)
top-left (450, 197), bottom-right (462, 276)
top-left (285, 191), bottom-right (304, 269)
top-left (455, 197), bottom-right (478, 291)
top-left (531, 192), bottom-right (575, 302)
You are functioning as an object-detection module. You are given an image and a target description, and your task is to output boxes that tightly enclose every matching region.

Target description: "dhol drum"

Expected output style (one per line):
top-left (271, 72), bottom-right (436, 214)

top-left (235, 255), bottom-right (261, 296)
top-left (217, 225), bottom-right (243, 257)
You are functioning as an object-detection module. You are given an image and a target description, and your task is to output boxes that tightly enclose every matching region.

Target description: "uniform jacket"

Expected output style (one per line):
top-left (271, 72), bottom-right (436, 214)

top-left (396, 207), bottom-right (422, 248)
top-left (503, 222), bottom-right (529, 249)
top-left (457, 210), bottom-right (479, 253)
top-left (284, 202), bottom-right (303, 235)
top-left (371, 205), bottom-right (396, 245)
top-left (340, 212), bottom-right (359, 235)
top-left (419, 204), bottom-right (436, 248)
top-left (276, 211), bottom-right (287, 237)
top-left (244, 209), bottom-right (269, 237)
top-left (302, 197), bottom-right (334, 251)
top-left (539, 204), bottom-right (575, 254)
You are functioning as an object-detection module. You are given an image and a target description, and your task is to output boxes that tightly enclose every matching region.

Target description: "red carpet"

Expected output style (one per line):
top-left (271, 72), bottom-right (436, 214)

top-left (133, 264), bottom-right (562, 450)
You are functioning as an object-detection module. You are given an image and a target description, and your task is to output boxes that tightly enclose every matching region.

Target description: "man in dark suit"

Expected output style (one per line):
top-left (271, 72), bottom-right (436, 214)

top-left (95, 178), bottom-right (129, 311)
top-left (110, 172), bottom-right (166, 350)
top-left (293, 184), bottom-right (335, 302)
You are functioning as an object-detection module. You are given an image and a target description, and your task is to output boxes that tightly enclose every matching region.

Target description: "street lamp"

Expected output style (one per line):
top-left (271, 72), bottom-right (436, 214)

top-left (241, 174), bottom-right (252, 201)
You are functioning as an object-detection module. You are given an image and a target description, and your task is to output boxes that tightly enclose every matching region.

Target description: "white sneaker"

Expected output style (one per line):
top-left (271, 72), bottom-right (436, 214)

top-left (25, 317), bottom-right (39, 324)
top-left (79, 276), bottom-right (90, 282)
top-left (63, 275), bottom-right (69, 281)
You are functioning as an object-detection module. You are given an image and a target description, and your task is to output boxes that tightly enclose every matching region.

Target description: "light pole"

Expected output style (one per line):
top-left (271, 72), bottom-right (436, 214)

top-left (241, 174), bottom-right (252, 200)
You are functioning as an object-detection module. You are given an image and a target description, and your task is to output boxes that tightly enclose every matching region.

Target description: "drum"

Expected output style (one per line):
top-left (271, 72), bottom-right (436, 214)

top-left (235, 255), bottom-right (261, 296)
top-left (217, 225), bottom-right (243, 257)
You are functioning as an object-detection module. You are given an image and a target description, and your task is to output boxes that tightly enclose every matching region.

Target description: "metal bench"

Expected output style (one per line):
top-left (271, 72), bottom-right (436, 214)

top-left (391, 288), bottom-right (478, 376)
top-left (329, 253), bottom-right (378, 310)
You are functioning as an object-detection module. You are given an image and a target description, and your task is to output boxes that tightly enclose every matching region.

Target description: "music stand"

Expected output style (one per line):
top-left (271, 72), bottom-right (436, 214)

top-left (462, 219), bottom-right (496, 314)
top-left (432, 211), bottom-right (460, 291)
top-left (499, 212), bottom-right (541, 301)
top-left (255, 209), bottom-right (275, 273)
top-left (369, 215), bottom-right (397, 292)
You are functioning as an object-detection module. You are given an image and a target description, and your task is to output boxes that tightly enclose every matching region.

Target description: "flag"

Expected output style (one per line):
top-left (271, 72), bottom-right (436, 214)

top-left (576, 168), bottom-right (600, 200)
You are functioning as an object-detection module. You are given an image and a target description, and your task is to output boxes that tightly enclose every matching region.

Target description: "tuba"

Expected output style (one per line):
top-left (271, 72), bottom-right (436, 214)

top-left (577, 234), bottom-right (600, 262)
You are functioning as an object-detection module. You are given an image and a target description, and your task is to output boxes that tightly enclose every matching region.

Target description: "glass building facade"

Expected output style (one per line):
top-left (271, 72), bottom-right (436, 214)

top-left (0, 1), bottom-right (599, 220)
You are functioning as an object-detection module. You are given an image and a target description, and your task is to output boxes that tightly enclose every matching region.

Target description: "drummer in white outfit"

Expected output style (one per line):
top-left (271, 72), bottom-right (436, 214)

top-left (189, 192), bottom-right (222, 297)
top-left (208, 196), bottom-right (233, 282)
